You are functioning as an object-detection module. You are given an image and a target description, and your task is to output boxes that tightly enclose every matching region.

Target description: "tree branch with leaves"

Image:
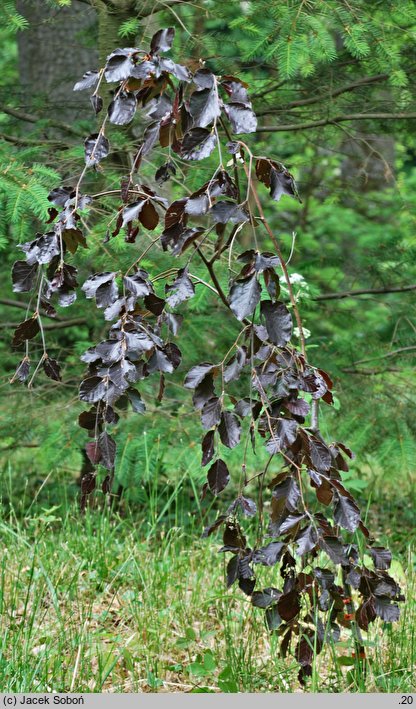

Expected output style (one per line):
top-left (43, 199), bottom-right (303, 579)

top-left (9, 25), bottom-right (404, 685)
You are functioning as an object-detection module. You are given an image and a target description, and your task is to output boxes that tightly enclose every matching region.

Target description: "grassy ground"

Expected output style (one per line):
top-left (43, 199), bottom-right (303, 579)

top-left (0, 502), bottom-right (414, 694)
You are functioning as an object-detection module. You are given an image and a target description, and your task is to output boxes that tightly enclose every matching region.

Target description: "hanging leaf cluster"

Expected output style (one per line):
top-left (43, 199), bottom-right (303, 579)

top-left (9, 26), bottom-right (403, 682)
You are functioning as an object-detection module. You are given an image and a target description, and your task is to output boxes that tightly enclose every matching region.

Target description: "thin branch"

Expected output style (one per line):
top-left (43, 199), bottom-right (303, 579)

top-left (341, 367), bottom-right (400, 375)
top-left (196, 248), bottom-right (230, 310)
top-left (1, 318), bottom-right (87, 331)
top-left (256, 74), bottom-right (388, 114)
top-left (0, 298), bottom-right (67, 321)
top-left (315, 284), bottom-right (416, 300)
top-left (0, 104), bottom-right (84, 137)
top-left (257, 112), bottom-right (416, 133)
top-left (0, 132), bottom-right (65, 147)
top-left (353, 346), bottom-right (416, 365)
top-left (355, 345), bottom-right (416, 364)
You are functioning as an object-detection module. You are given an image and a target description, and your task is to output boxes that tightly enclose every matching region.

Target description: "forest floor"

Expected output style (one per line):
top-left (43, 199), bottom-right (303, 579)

top-left (0, 504), bottom-right (414, 693)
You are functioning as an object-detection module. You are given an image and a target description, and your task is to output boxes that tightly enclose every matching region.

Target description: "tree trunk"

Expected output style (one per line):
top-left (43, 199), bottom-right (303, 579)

top-left (16, 0), bottom-right (98, 122)
top-left (91, 0), bottom-right (136, 65)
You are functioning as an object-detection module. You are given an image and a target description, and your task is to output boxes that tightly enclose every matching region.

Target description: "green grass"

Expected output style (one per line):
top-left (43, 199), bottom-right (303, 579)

top-left (0, 503), bottom-right (414, 693)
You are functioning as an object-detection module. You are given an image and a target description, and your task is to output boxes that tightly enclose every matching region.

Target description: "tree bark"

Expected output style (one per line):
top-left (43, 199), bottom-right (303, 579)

top-left (16, 0), bottom-right (98, 122)
top-left (90, 0), bottom-right (136, 65)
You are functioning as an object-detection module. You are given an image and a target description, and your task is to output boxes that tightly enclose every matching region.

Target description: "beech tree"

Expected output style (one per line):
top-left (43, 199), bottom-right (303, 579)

top-left (9, 26), bottom-right (405, 683)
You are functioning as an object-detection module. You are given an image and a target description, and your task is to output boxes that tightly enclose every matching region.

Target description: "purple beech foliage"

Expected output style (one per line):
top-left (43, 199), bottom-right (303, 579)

top-left (9, 27), bottom-right (403, 683)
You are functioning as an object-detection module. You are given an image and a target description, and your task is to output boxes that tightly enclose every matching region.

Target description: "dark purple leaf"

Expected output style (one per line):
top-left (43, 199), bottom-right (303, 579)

top-left (82, 272), bottom-right (116, 300)
top-left (334, 495), bottom-right (361, 532)
top-left (21, 232), bottom-right (60, 265)
top-left (90, 94), bottom-right (103, 114)
top-left (207, 459), bottom-right (230, 495)
top-left (95, 279), bottom-right (118, 308)
top-left (209, 201), bottom-right (249, 224)
top-left (374, 596), bottom-right (400, 622)
top-left (229, 273), bottom-right (261, 321)
top-left (184, 363), bottom-right (215, 389)
top-left (221, 77), bottom-right (250, 102)
top-left (128, 389), bottom-right (146, 414)
top-left (202, 515), bottom-right (227, 538)
top-left (98, 431), bottom-right (116, 470)
top-left (272, 476), bottom-right (300, 512)
top-left (81, 473), bottom-right (96, 499)
top-left (122, 200), bottom-right (146, 226)
top-left (12, 358), bottom-right (30, 383)
top-left (159, 58), bottom-right (191, 82)
top-left (319, 536), bottom-right (347, 565)
top-left (239, 577), bottom-right (256, 595)
top-left (227, 555), bottom-right (239, 588)
top-left (193, 374), bottom-right (215, 410)
top-left (108, 91), bottom-right (136, 125)
top-left (43, 356), bottom-right (61, 382)
top-left (254, 252), bottom-right (280, 271)
top-left (150, 27), bottom-right (175, 54)
top-left (193, 68), bottom-right (215, 89)
top-left (165, 267), bottom-right (195, 308)
top-left (155, 161), bottom-right (176, 184)
top-left (12, 261), bottom-right (38, 293)
top-left (96, 339), bottom-right (123, 364)
top-left (84, 133), bottom-right (109, 167)
top-left (370, 547), bottom-right (392, 571)
top-left (130, 59), bottom-right (155, 80)
top-left (125, 329), bottom-right (153, 355)
top-left (144, 294), bottom-right (165, 315)
top-left (218, 411), bottom-right (241, 449)
top-left (286, 398), bottom-right (310, 417)
top-left (260, 300), bottom-right (292, 347)
top-left (189, 86), bottom-right (221, 128)
top-left (181, 128), bottom-right (217, 161)
top-left (201, 397), bottom-right (222, 430)
top-left (147, 349), bottom-right (174, 374)
top-left (79, 376), bottom-right (109, 404)
top-left (313, 568), bottom-right (335, 590)
top-left (73, 70), bottom-right (99, 91)
top-left (86, 441), bottom-right (101, 465)
top-left (139, 201), bottom-right (159, 230)
top-left (104, 49), bottom-right (134, 82)
top-left (277, 590), bottom-right (301, 621)
top-left (223, 102), bottom-right (257, 134)
top-left (167, 227), bottom-right (204, 256)
top-left (252, 542), bottom-right (284, 567)
top-left (238, 496), bottom-right (257, 518)
top-left (12, 317), bottom-right (40, 347)
top-left (47, 186), bottom-right (74, 206)
top-left (307, 436), bottom-right (332, 472)
top-left (234, 398), bottom-right (252, 418)
top-left (296, 526), bottom-right (318, 556)
top-left (123, 271), bottom-right (152, 298)
top-left (265, 606), bottom-right (281, 631)
top-left (252, 587), bottom-right (281, 609)
top-left (62, 228), bottom-right (87, 256)
top-left (356, 598), bottom-right (376, 631)
top-left (185, 194), bottom-right (209, 216)
top-left (279, 513), bottom-right (305, 534)
top-left (102, 298), bottom-right (125, 321)
top-left (78, 408), bottom-right (100, 431)
top-left (266, 419), bottom-right (298, 453)
top-left (270, 167), bottom-right (298, 202)
top-left (201, 430), bottom-right (215, 466)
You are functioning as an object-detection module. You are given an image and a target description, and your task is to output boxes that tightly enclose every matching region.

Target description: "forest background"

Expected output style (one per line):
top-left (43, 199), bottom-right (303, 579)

top-left (0, 0), bottom-right (415, 693)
